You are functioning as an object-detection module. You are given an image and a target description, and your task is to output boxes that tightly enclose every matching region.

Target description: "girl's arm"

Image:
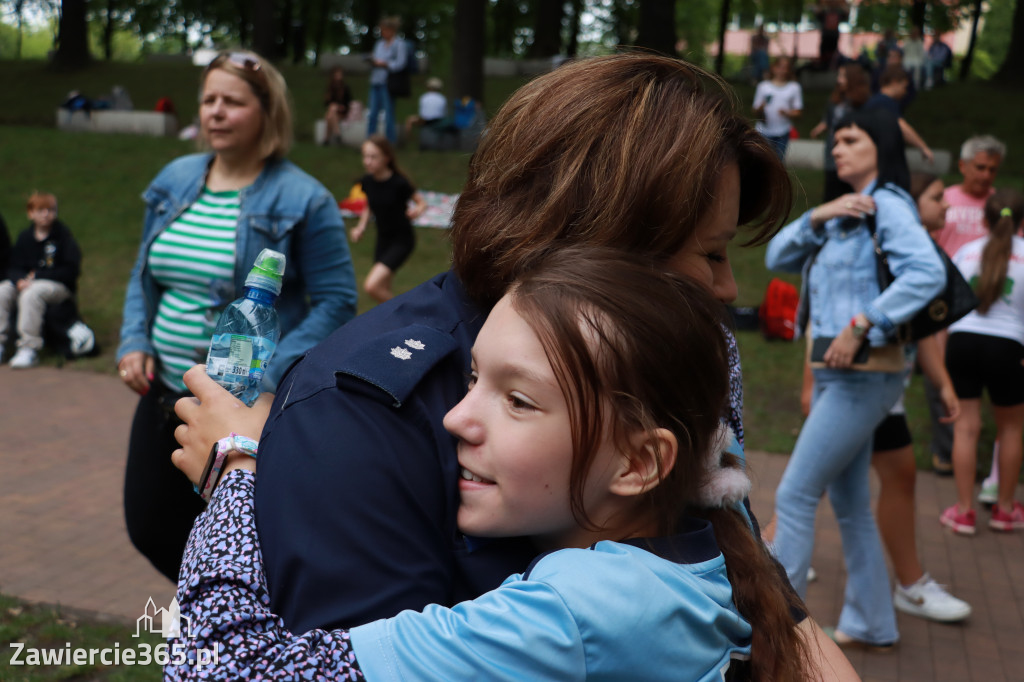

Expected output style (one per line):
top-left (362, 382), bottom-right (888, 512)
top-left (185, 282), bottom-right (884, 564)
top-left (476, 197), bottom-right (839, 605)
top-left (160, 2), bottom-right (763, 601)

top-left (917, 334), bottom-right (960, 423)
top-left (168, 470), bottom-right (591, 681)
top-left (349, 205), bottom-right (371, 243)
top-left (897, 118), bottom-right (934, 164)
top-left (406, 191), bottom-right (427, 220)
top-left (166, 470), bottom-right (366, 681)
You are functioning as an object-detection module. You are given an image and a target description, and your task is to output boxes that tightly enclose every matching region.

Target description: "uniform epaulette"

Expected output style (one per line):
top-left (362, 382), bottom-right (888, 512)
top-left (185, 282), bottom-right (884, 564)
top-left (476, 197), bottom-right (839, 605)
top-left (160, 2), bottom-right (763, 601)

top-left (335, 323), bottom-right (459, 407)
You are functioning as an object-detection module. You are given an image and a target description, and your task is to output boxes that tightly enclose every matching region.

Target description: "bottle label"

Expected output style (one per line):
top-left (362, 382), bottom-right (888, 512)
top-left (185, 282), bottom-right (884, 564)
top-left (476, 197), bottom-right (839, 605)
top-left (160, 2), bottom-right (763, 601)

top-left (206, 333), bottom-right (277, 385)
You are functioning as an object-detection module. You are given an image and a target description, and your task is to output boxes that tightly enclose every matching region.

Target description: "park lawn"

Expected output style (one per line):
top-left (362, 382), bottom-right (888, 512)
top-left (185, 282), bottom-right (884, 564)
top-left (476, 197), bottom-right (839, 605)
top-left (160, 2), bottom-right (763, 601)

top-left (1, 58), bottom-right (1020, 462)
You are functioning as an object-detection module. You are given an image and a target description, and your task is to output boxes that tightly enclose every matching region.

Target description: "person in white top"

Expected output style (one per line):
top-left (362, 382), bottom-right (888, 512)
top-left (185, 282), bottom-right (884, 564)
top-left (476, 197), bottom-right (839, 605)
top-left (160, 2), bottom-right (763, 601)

top-left (901, 27), bottom-right (927, 90)
top-left (940, 190), bottom-right (1024, 536)
top-left (753, 57), bottom-right (803, 161)
top-left (925, 135), bottom-right (1005, 477)
top-left (404, 77), bottom-right (448, 140)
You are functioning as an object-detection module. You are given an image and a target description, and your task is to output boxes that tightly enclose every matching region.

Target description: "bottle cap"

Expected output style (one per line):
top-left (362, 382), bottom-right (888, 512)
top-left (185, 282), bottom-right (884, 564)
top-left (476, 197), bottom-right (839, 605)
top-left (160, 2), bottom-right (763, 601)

top-left (245, 248), bottom-right (286, 295)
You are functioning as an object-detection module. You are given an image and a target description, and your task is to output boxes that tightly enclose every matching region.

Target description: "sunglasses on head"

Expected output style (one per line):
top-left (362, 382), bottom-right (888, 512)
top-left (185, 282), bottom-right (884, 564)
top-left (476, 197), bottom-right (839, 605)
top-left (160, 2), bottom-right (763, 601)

top-left (211, 51), bottom-right (262, 73)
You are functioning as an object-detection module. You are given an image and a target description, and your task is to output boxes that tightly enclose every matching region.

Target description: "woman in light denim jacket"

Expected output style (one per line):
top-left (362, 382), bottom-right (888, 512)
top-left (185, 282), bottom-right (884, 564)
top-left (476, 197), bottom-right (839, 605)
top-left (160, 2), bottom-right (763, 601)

top-left (115, 50), bottom-right (357, 582)
top-left (765, 107), bottom-right (944, 649)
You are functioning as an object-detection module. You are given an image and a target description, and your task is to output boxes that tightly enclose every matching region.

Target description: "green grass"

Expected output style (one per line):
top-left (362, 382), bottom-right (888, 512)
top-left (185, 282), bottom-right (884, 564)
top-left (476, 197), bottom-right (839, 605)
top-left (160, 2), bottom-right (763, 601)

top-left (1, 59), bottom-right (1020, 463)
top-left (0, 593), bottom-right (162, 681)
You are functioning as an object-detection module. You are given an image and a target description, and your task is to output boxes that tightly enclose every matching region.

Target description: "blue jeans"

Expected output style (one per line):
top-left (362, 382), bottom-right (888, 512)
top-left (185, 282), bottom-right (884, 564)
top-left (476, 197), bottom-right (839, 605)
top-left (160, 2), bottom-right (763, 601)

top-left (367, 83), bottom-right (397, 144)
top-left (774, 367), bottom-right (905, 645)
top-left (764, 132), bottom-right (789, 162)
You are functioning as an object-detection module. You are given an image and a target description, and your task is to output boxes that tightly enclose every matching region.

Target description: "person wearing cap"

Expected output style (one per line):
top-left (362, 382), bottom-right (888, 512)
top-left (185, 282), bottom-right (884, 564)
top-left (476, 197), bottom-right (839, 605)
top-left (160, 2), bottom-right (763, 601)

top-left (115, 49), bottom-right (357, 583)
top-left (404, 76), bottom-right (448, 142)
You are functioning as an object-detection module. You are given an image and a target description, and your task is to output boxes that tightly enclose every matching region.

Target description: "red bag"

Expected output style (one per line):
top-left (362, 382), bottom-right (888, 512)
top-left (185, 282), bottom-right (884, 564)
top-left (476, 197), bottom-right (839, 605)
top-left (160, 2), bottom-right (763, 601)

top-left (759, 278), bottom-right (799, 341)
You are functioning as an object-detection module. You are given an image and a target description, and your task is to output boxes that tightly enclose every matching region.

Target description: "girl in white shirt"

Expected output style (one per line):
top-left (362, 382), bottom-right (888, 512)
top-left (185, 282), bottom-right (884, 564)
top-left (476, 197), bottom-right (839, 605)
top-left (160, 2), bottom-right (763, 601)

top-left (942, 189), bottom-right (1024, 535)
top-left (753, 57), bottom-right (803, 161)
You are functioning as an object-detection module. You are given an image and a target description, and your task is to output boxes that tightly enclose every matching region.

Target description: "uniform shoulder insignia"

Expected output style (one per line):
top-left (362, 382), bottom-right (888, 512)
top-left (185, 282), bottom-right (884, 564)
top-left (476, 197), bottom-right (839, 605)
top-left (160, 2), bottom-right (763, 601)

top-left (336, 324), bottom-right (458, 407)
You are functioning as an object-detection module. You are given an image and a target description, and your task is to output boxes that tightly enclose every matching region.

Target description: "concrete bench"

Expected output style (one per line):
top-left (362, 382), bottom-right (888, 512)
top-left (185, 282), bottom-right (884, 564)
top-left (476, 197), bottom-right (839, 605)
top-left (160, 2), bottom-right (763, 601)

top-left (785, 139), bottom-right (951, 175)
top-left (56, 109), bottom-right (178, 137)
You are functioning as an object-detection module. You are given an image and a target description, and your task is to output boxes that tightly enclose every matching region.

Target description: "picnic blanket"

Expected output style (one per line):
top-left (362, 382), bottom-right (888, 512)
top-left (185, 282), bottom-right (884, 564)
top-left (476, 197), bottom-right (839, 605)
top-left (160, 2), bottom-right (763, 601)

top-left (338, 190), bottom-right (458, 229)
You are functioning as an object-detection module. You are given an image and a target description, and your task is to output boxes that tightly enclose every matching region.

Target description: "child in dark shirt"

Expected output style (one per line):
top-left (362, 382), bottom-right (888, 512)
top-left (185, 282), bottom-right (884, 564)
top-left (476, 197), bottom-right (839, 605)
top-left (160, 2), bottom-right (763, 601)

top-left (0, 192), bottom-right (82, 368)
top-left (349, 134), bottom-right (426, 303)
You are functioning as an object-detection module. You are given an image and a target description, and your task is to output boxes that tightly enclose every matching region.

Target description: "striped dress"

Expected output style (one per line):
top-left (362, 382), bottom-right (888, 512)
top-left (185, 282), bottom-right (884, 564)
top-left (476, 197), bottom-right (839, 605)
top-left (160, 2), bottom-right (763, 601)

top-left (148, 188), bottom-right (239, 392)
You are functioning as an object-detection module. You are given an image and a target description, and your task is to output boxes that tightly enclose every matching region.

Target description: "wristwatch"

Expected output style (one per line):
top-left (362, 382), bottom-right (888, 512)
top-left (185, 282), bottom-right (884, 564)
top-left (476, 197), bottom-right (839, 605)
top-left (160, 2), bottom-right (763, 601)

top-left (850, 316), bottom-right (870, 340)
top-left (195, 433), bottom-right (259, 503)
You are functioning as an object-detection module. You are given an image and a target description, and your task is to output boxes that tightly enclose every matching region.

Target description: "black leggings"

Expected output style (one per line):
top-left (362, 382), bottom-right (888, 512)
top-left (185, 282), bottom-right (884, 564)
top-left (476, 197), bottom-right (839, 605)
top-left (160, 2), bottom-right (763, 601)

top-left (123, 386), bottom-right (205, 582)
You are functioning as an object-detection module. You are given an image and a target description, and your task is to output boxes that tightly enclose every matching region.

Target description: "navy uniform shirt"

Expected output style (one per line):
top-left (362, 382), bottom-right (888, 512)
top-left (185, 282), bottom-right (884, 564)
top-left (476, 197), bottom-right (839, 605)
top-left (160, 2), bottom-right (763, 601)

top-left (255, 271), bottom-right (537, 633)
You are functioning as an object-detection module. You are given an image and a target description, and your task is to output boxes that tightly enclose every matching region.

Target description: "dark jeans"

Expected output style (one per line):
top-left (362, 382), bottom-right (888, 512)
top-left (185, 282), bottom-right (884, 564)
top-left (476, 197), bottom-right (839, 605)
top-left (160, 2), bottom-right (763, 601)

top-left (123, 384), bottom-right (205, 582)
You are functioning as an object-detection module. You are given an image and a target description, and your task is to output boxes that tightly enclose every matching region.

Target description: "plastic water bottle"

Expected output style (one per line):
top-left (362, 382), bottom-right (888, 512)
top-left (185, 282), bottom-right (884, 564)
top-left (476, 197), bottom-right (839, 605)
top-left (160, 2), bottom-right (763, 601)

top-left (205, 249), bottom-right (286, 406)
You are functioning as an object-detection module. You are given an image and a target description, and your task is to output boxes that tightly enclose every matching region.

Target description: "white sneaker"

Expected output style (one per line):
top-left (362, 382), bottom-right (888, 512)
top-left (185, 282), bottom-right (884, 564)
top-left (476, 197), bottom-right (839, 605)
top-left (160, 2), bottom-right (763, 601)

top-left (9, 348), bottom-right (38, 369)
top-left (893, 574), bottom-right (971, 622)
top-left (978, 478), bottom-right (999, 505)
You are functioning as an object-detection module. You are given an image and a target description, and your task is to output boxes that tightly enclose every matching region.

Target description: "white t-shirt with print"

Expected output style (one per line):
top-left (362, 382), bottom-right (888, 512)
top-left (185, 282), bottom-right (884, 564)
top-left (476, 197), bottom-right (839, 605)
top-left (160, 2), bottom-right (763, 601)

top-left (949, 235), bottom-right (1024, 345)
top-left (754, 80), bottom-right (803, 137)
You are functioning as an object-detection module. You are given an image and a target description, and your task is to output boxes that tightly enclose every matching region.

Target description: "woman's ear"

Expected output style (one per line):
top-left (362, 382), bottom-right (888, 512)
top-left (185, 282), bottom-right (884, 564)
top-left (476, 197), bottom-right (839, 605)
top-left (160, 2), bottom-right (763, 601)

top-left (610, 428), bottom-right (678, 497)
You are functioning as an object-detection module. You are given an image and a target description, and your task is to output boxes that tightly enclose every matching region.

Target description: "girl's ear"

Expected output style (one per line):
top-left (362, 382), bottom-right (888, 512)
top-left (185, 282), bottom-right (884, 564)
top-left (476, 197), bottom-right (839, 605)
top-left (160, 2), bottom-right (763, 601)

top-left (609, 428), bottom-right (677, 497)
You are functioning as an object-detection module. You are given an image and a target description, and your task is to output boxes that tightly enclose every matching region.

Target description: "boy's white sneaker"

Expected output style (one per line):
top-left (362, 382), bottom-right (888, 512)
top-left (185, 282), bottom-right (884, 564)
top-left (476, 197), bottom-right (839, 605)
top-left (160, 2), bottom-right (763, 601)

top-left (9, 348), bottom-right (38, 369)
top-left (893, 574), bottom-right (971, 622)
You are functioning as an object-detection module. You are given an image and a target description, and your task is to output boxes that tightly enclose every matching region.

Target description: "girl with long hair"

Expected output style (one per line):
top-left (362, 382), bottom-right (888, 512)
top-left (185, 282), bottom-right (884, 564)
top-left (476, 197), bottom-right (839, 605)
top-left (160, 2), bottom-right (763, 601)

top-left (941, 189), bottom-right (1024, 534)
top-left (168, 250), bottom-right (809, 681)
top-left (349, 134), bottom-right (425, 303)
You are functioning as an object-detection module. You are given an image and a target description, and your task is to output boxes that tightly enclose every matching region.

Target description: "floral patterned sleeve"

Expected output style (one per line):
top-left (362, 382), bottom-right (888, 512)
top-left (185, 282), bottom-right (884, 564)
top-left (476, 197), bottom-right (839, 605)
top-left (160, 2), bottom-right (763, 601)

top-left (723, 325), bottom-right (744, 447)
top-left (166, 469), bottom-right (364, 681)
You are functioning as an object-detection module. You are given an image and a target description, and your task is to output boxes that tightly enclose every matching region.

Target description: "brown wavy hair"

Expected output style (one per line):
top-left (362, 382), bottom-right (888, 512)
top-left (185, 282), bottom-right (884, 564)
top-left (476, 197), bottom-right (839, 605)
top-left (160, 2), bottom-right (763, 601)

top-left (511, 247), bottom-right (808, 681)
top-left (450, 53), bottom-right (791, 307)
top-left (976, 189), bottom-right (1024, 314)
top-left (831, 62), bottom-right (871, 108)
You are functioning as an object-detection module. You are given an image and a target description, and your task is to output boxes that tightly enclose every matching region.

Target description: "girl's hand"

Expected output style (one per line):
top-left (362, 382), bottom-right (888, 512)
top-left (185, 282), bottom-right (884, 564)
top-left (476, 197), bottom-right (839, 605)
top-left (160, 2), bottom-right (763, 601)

top-left (171, 365), bottom-right (273, 483)
top-left (938, 384), bottom-right (961, 423)
top-left (118, 351), bottom-right (155, 395)
top-left (406, 204), bottom-right (425, 220)
top-left (810, 193), bottom-right (876, 228)
top-left (823, 326), bottom-right (865, 369)
top-left (349, 225), bottom-right (365, 243)
top-left (810, 122), bottom-right (826, 139)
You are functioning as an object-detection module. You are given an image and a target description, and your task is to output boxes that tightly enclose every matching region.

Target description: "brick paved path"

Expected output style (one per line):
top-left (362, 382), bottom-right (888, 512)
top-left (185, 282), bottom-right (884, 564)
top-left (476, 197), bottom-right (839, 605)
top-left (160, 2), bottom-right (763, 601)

top-left (2, 365), bottom-right (1023, 679)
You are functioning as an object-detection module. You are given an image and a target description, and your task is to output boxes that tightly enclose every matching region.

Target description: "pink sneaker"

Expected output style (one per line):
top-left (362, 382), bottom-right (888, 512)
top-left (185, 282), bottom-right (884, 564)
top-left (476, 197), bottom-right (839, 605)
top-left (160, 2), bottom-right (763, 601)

top-left (989, 501), bottom-right (1024, 531)
top-left (940, 505), bottom-right (976, 535)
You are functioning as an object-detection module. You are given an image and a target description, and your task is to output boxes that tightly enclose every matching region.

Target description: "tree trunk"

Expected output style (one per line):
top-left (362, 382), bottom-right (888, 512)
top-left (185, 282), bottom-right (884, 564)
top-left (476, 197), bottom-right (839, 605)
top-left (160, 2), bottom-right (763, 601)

top-left (491, 0), bottom-right (518, 57)
top-left (53, 0), bottom-right (91, 69)
top-left (910, 0), bottom-right (927, 32)
top-left (635, 0), bottom-right (676, 56)
top-left (452, 0), bottom-right (486, 102)
top-left (994, 0), bottom-right (1024, 85)
top-left (15, 0), bottom-right (25, 58)
top-left (566, 0), bottom-right (583, 58)
top-left (293, 0), bottom-right (310, 64)
top-left (528, 0), bottom-right (564, 58)
top-left (715, 0), bottom-right (731, 75)
top-left (312, 0), bottom-right (330, 65)
top-left (279, 0), bottom-right (294, 61)
top-left (103, 0), bottom-right (116, 61)
top-left (959, 0), bottom-right (983, 81)
top-left (252, 0), bottom-right (277, 59)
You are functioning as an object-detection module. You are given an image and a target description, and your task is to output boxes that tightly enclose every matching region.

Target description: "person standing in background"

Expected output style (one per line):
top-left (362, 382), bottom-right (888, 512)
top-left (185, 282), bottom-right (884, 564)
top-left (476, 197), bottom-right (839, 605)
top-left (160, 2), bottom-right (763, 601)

top-left (926, 135), bottom-right (1006, 477)
top-left (116, 50), bottom-right (357, 582)
top-left (753, 56), bottom-right (803, 161)
top-left (366, 16), bottom-right (407, 145)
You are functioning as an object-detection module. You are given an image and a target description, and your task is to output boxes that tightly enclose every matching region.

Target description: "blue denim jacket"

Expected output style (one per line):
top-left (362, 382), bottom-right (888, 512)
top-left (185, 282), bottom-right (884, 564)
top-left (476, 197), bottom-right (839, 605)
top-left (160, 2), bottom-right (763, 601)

top-left (116, 153), bottom-right (357, 391)
top-left (765, 182), bottom-right (944, 346)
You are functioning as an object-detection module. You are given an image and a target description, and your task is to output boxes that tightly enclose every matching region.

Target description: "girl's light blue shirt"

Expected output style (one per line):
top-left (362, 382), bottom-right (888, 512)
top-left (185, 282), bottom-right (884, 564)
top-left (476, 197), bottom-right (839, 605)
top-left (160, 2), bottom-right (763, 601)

top-left (765, 181), bottom-right (945, 346)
